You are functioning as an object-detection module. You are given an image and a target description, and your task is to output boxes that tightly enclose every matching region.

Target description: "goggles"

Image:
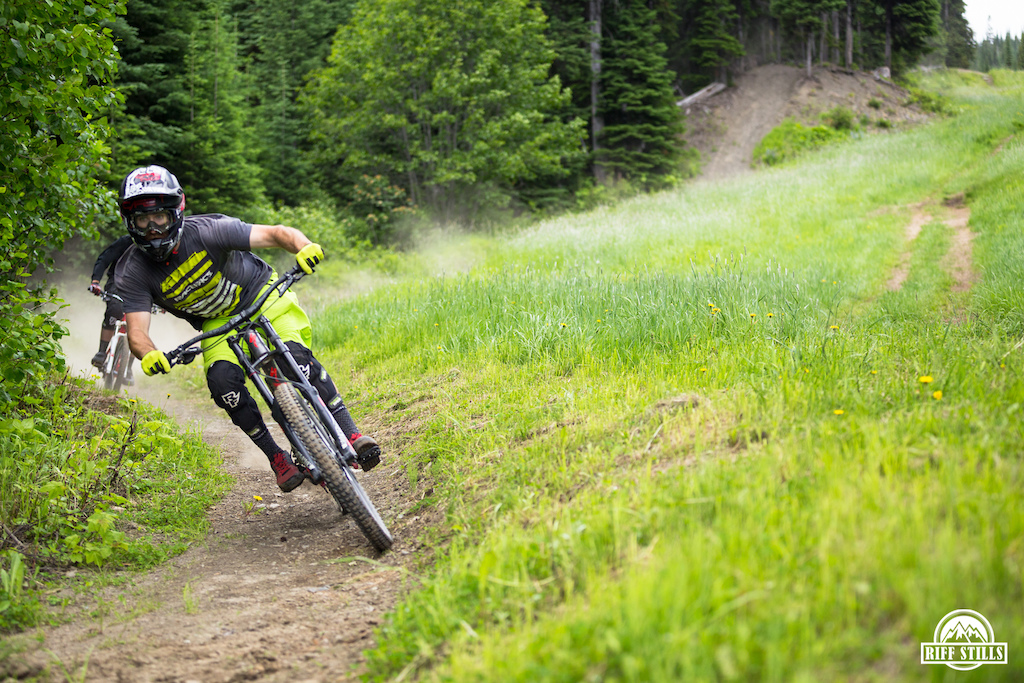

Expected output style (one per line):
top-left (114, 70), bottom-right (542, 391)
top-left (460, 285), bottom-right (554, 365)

top-left (131, 210), bottom-right (172, 234)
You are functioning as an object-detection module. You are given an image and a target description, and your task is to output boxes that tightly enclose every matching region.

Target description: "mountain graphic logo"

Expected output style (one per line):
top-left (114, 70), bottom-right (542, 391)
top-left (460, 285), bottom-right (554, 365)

top-left (921, 609), bottom-right (1008, 671)
top-left (941, 621), bottom-right (986, 643)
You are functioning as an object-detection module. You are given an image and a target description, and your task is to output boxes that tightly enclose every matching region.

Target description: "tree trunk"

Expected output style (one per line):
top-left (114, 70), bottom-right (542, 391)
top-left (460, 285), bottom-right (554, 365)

top-left (806, 30), bottom-right (814, 77)
top-left (846, 0), bottom-right (854, 67)
top-left (589, 0), bottom-right (605, 183)
top-left (884, 0), bottom-right (893, 70)
top-left (820, 15), bottom-right (827, 65)
top-left (832, 10), bottom-right (840, 64)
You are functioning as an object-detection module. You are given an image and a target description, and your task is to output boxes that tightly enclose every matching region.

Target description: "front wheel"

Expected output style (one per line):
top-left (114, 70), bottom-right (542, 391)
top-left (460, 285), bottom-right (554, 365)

top-left (111, 336), bottom-right (132, 393)
top-left (273, 382), bottom-right (393, 551)
top-left (101, 343), bottom-right (117, 391)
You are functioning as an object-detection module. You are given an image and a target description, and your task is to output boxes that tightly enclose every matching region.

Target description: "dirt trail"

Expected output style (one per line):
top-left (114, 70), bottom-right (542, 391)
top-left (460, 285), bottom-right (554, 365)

top-left (3, 278), bottom-right (427, 683)
top-left (685, 64), bottom-right (928, 179)
top-left (692, 64), bottom-right (804, 179)
top-left (884, 197), bottom-right (976, 295)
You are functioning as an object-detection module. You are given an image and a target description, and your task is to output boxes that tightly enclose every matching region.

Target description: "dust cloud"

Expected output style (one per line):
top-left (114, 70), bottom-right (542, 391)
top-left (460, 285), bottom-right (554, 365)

top-left (53, 271), bottom-right (273, 471)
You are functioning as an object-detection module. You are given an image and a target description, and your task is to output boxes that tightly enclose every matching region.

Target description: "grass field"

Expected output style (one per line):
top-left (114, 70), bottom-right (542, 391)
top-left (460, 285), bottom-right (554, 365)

top-left (300, 70), bottom-right (1024, 681)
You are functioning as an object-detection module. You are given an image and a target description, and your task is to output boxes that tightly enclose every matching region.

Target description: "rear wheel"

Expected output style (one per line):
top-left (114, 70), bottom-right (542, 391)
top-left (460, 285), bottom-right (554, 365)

top-left (273, 382), bottom-right (393, 551)
top-left (111, 337), bottom-right (131, 393)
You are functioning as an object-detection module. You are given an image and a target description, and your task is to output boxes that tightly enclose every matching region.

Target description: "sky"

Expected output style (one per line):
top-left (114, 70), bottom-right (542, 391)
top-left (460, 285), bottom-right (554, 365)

top-left (964, 0), bottom-right (1024, 39)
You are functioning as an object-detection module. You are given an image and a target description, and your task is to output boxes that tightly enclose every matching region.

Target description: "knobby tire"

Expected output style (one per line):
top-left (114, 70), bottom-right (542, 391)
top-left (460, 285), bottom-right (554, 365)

top-left (273, 382), bottom-right (393, 551)
top-left (111, 337), bottom-right (131, 394)
top-left (102, 344), bottom-right (116, 391)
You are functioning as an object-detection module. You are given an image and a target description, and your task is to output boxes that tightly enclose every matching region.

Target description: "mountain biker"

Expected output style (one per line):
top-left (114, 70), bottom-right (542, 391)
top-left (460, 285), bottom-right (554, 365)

top-left (88, 235), bottom-right (134, 370)
top-left (113, 165), bottom-right (381, 492)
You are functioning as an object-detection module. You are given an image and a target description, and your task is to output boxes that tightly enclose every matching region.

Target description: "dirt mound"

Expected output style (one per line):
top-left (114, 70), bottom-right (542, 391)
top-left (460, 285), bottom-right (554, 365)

top-left (685, 64), bottom-right (931, 179)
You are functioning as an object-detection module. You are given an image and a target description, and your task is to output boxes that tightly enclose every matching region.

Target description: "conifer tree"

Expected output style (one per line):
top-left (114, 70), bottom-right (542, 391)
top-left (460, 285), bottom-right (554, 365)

top-left (861, 0), bottom-right (939, 72)
top-left (771, 0), bottom-right (845, 75)
top-left (180, 0), bottom-right (264, 213)
top-left (691, 0), bottom-right (746, 83)
top-left (597, 0), bottom-right (685, 187)
top-left (107, 0), bottom-right (204, 188)
top-left (939, 0), bottom-right (974, 68)
top-left (232, 0), bottom-right (357, 205)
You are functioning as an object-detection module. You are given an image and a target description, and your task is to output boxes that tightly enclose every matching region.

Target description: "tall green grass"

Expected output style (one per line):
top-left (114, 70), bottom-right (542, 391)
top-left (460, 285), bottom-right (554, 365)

top-left (309, 72), bottom-right (1024, 681)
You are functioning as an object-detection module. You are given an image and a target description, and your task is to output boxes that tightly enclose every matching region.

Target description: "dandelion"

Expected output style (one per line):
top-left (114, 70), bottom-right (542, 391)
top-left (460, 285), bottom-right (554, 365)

top-left (933, 390), bottom-right (943, 400)
top-left (767, 313), bottom-right (774, 318)
top-left (830, 325), bottom-right (839, 330)
top-left (870, 370), bottom-right (878, 375)
top-left (919, 375), bottom-right (933, 384)
top-left (711, 307), bottom-right (720, 314)
top-left (597, 319), bottom-right (602, 323)
top-left (560, 322), bottom-right (567, 328)
top-left (834, 409), bottom-right (844, 415)
top-left (253, 495), bottom-right (263, 502)
top-left (750, 313), bottom-right (756, 319)
top-left (700, 367), bottom-right (707, 373)
top-left (804, 368), bottom-right (810, 373)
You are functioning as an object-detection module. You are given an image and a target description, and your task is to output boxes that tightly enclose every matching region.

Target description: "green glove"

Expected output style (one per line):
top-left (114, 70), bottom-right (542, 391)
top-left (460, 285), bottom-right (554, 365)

top-left (296, 243), bottom-right (324, 274)
top-left (141, 350), bottom-right (171, 376)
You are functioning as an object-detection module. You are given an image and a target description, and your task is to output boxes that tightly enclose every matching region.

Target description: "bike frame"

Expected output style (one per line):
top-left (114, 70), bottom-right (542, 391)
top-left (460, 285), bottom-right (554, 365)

top-left (168, 268), bottom-right (358, 482)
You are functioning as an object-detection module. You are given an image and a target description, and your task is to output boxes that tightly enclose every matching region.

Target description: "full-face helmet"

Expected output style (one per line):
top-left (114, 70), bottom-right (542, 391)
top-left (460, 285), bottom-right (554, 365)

top-left (119, 166), bottom-right (186, 261)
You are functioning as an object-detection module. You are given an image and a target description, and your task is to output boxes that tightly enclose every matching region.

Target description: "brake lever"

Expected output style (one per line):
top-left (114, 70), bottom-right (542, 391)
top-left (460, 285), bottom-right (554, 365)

top-left (169, 346), bottom-right (202, 367)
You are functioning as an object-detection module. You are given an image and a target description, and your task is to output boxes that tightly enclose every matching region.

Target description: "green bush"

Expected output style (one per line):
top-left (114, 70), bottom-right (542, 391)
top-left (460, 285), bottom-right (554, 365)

top-left (0, 380), bottom-right (230, 633)
top-left (752, 118), bottom-right (848, 166)
top-left (903, 85), bottom-right (952, 115)
top-left (823, 106), bottom-right (856, 131)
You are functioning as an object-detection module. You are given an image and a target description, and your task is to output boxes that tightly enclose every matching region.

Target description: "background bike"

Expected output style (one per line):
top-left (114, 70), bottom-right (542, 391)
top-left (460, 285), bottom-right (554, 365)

top-left (95, 291), bottom-right (134, 393)
top-left (165, 266), bottom-right (393, 552)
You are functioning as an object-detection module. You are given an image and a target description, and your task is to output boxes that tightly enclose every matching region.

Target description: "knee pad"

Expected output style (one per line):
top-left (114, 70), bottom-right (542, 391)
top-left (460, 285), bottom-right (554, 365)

top-left (284, 341), bottom-right (325, 382)
top-left (207, 360), bottom-right (250, 412)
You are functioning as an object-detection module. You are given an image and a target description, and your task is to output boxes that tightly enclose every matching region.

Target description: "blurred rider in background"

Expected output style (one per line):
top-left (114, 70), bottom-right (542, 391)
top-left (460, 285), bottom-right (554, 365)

top-left (113, 165), bottom-right (381, 492)
top-left (88, 235), bottom-right (134, 370)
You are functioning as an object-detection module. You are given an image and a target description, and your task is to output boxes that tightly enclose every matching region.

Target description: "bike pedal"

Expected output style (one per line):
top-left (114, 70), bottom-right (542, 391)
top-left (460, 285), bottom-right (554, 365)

top-left (356, 447), bottom-right (381, 472)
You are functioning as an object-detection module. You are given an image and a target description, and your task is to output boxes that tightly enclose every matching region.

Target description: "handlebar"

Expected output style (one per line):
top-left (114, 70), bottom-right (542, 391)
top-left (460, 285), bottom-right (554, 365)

top-left (166, 265), bottom-right (307, 367)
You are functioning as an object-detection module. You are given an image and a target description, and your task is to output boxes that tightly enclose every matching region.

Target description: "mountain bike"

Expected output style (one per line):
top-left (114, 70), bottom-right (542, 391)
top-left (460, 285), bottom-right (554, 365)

top-left (96, 291), bottom-right (134, 393)
top-left (164, 266), bottom-right (393, 552)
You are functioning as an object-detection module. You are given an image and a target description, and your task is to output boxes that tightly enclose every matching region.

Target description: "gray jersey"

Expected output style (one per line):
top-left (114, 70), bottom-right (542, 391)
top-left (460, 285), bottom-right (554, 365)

top-left (115, 214), bottom-right (273, 330)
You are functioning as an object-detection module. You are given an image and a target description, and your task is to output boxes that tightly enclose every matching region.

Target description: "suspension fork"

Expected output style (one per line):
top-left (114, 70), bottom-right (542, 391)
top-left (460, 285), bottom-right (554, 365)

top-left (229, 316), bottom-right (357, 466)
